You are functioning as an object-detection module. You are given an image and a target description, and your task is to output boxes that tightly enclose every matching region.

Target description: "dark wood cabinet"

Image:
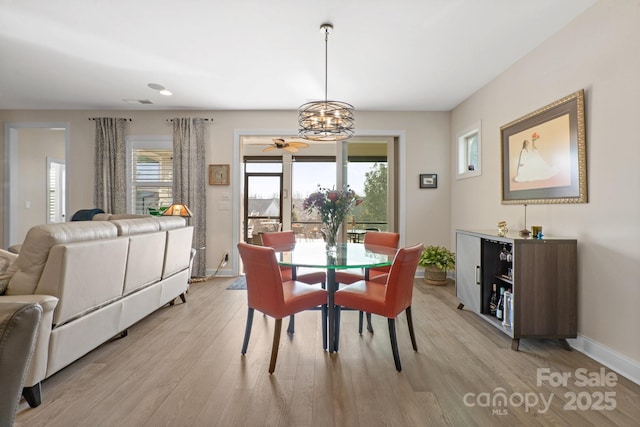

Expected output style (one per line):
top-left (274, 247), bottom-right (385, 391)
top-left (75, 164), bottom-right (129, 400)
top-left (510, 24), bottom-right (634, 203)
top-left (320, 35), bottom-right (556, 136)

top-left (455, 229), bottom-right (577, 350)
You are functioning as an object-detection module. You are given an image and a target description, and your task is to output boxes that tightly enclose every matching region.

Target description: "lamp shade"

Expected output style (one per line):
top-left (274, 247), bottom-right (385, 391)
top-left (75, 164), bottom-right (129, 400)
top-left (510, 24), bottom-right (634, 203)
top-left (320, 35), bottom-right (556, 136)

top-left (161, 203), bottom-right (192, 218)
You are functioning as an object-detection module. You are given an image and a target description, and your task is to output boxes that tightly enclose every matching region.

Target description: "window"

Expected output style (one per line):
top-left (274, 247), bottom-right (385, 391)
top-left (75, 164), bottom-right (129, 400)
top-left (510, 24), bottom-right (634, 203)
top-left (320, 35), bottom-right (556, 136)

top-left (47, 157), bottom-right (66, 223)
top-left (457, 121), bottom-right (481, 179)
top-left (127, 137), bottom-right (173, 215)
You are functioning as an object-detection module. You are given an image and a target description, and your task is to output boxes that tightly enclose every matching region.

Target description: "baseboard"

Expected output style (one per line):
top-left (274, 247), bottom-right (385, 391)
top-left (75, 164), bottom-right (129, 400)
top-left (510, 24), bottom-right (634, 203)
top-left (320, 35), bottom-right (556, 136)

top-left (189, 268), bottom-right (234, 281)
top-left (568, 334), bottom-right (640, 385)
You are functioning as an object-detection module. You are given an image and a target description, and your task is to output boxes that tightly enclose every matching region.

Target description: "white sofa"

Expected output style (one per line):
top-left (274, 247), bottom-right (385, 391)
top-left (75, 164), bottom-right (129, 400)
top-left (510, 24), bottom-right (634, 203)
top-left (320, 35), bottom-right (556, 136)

top-left (0, 216), bottom-right (193, 407)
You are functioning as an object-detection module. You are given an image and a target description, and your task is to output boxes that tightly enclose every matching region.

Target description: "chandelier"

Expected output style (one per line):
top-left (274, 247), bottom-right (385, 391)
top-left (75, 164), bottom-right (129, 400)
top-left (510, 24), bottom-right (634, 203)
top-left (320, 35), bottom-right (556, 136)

top-left (298, 23), bottom-right (354, 141)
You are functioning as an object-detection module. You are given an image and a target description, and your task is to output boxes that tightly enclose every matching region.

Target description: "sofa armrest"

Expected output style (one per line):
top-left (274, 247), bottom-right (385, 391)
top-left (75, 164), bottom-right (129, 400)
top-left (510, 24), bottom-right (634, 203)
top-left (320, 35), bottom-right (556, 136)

top-left (0, 294), bottom-right (59, 312)
top-left (0, 301), bottom-right (42, 423)
top-left (0, 294), bottom-right (58, 388)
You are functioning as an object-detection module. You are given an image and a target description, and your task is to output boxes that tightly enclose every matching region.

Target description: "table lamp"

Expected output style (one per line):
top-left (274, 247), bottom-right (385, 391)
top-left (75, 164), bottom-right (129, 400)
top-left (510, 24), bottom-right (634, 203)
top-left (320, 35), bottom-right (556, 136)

top-left (162, 203), bottom-right (192, 219)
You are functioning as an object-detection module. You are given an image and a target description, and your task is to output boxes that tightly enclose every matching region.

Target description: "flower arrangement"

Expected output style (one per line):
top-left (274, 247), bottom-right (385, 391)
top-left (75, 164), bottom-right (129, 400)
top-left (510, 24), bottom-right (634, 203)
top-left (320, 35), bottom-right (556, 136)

top-left (303, 185), bottom-right (361, 246)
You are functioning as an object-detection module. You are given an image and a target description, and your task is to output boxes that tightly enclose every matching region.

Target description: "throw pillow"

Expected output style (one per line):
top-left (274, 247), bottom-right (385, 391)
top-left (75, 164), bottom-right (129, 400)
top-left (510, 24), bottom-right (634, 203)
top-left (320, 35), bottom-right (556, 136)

top-left (0, 255), bottom-right (13, 295)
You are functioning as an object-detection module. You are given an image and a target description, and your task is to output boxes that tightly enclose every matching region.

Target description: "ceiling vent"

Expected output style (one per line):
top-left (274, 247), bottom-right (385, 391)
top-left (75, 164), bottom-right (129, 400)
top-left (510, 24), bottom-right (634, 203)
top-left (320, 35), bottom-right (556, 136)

top-left (123, 99), bottom-right (153, 104)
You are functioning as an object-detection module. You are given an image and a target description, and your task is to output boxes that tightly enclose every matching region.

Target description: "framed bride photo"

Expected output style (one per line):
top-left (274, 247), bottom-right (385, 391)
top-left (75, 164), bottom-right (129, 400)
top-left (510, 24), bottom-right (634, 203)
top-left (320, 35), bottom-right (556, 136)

top-left (500, 89), bottom-right (587, 204)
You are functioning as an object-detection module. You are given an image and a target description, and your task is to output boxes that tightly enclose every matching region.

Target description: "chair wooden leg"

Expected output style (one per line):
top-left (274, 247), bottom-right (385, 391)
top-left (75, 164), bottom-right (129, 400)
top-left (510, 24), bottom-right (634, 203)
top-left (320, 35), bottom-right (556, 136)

top-left (269, 319), bottom-right (283, 374)
top-left (406, 306), bottom-right (418, 351)
top-left (366, 312), bottom-right (374, 333)
top-left (179, 292), bottom-right (186, 303)
top-left (388, 318), bottom-right (402, 371)
top-left (287, 315), bottom-right (295, 335)
top-left (241, 308), bottom-right (254, 355)
top-left (322, 305), bottom-right (328, 350)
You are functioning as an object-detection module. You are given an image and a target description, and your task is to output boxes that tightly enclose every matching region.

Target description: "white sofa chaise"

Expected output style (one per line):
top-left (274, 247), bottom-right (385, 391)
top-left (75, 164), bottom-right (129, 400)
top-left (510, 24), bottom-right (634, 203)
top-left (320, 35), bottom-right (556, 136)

top-left (0, 216), bottom-right (193, 407)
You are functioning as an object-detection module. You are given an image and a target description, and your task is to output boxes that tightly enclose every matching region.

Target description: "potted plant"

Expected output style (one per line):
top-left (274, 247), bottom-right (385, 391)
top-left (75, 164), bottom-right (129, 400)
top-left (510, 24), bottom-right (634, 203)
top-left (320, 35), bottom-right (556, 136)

top-left (419, 245), bottom-right (455, 286)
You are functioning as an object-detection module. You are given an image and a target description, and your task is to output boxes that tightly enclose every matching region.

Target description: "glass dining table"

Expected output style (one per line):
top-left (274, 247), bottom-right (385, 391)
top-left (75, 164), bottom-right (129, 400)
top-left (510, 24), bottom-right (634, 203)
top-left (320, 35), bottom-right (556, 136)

top-left (272, 241), bottom-right (397, 353)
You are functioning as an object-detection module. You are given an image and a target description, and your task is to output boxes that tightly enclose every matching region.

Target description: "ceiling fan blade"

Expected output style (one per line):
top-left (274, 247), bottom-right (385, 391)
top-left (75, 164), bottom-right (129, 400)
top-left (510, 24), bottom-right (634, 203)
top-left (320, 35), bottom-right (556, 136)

top-left (262, 146), bottom-right (276, 152)
top-left (287, 142), bottom-right (309, 148)
top-left (285, 146), bottom-right (299, 153)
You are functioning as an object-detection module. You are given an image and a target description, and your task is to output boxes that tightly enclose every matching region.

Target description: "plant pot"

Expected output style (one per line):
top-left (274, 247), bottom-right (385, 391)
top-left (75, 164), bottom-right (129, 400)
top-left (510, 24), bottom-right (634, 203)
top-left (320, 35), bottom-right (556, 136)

top-left (423, 265), bottom-right (447, 286)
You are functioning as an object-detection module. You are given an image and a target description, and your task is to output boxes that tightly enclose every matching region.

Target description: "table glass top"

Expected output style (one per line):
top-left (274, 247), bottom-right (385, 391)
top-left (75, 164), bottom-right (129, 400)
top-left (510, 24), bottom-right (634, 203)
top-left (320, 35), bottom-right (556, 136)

top-left (272, 241), bottom-right (396, 269)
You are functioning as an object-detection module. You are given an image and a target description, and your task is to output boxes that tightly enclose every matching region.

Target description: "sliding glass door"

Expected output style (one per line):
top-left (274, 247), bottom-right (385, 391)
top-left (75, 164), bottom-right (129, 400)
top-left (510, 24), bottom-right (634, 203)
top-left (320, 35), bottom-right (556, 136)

top-left (241, 136), bottom-right (396, 245)
top-left (291, 157), bottom-right (336, 241)
top-left (346, 140), bottom-right (391, 232)
top-left (243, 159), bottom-right (282, 244)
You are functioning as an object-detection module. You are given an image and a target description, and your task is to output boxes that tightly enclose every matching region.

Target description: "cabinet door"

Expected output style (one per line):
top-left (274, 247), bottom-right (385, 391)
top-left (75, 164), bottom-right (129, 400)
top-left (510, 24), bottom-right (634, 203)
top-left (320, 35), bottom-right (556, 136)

top-left (456, 232), bottom-right (481, 313)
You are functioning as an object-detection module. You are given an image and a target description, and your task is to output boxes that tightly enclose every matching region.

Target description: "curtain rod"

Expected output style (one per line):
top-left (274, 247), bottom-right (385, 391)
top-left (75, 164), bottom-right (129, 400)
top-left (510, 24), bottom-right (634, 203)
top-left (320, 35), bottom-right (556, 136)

top-left (88, 117), bottom-right (132, 121)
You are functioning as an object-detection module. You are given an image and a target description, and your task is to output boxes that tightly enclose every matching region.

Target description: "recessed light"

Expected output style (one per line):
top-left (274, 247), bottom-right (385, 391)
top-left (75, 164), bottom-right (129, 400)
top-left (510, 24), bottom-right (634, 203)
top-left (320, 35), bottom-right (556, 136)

top-left (148, 83), bottom-right (172, 96)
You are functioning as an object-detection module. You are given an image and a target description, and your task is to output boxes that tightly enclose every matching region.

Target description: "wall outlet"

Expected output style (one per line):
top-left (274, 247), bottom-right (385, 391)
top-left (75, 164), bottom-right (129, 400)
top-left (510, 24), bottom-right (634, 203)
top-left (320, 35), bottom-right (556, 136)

top-left (224, 252), bottom-right (229, 262)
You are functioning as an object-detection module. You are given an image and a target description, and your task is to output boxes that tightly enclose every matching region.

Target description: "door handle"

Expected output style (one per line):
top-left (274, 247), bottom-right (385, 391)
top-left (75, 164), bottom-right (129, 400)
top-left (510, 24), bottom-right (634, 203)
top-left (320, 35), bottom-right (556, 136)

top-left (475, 266), bottom-right (480, 285)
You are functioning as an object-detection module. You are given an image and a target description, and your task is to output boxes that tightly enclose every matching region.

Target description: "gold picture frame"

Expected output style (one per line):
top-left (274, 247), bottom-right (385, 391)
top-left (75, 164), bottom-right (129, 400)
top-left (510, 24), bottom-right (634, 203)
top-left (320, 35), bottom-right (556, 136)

top-left (209, 164), bottom-right (230, 185)
top-left (500, 89), bottom-right (587, 204)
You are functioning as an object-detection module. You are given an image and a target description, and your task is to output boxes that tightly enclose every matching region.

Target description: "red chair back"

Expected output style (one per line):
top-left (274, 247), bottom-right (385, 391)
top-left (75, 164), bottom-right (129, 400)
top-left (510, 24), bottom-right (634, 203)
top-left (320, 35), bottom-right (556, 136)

top-left (237, 242), bottom-right (286, 318)
top-left (364, 231), bottom-right (400, 275)
top-left (260, 231), bottom-right (296, 280)
top-left (383, 243), bottom-right (423, 318)
top-left (260, 230), bottom-right (296, 248)
top-left (363, 231), bottom-right (400, 248)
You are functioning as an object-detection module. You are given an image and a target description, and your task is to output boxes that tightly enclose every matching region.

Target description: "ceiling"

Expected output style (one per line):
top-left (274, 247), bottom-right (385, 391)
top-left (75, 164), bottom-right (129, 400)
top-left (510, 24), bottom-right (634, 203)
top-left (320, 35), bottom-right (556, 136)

top-left (0, 0), bottom-right (596, 112)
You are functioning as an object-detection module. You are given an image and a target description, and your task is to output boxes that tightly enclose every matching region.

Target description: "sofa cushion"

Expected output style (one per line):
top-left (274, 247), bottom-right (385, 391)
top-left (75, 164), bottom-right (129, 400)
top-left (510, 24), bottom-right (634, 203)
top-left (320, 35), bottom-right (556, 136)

top-left (163, 227), bottom-right (194, 278)
top-left (6, 222), bottom-right (118, 295)
top-left (0, 252), bottom-right (17, 295)
top-left (121, 232), bottom-right (166, 295)
top-left (39, 239), bottom-right (128, 326)
top-left (111, 218), bottom-right (160, 236)
top-left (156, 216), bottom-right (186, 230)
top-left (92, 213), bottom-right (150, 221)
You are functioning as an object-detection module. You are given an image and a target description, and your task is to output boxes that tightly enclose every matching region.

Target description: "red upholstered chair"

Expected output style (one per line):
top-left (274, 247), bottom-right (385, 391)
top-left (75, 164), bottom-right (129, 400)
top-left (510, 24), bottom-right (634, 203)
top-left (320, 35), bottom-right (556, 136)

top-left (261, 231), bottom-right (327, 334)
top-left (335, 231), bottom-right (400, 333)
top-left (336, 231), bottom-right (400, 284)
top-left (334, 243), bottom-right (423, 371)
top-left (238, 242), bottom-right (328, 373)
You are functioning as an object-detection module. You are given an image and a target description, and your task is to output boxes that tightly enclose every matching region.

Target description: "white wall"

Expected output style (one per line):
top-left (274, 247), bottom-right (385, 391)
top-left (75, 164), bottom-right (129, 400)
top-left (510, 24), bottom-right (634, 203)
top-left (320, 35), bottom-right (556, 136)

top-left (0, 109), bottom-right (452, 280)
top-left (451, 0), bottom-right (640, 381)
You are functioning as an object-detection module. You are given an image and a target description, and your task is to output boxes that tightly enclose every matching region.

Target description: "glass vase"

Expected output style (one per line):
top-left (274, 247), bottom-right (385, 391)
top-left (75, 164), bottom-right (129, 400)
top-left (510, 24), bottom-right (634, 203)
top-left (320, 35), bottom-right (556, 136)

top-left (324, 224), bottom-right (340, 254)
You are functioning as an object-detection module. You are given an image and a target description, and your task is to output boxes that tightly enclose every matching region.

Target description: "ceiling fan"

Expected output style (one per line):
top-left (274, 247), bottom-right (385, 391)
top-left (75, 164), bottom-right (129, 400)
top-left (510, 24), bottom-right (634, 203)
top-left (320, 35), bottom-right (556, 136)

top-left (262, 138), bottom-right (309, 153)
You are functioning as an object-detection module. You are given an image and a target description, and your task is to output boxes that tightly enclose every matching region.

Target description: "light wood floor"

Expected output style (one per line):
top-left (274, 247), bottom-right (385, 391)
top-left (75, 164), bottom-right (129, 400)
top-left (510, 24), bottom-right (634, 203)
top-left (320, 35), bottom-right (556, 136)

top-left (15, 278), bottom-right (640, 427)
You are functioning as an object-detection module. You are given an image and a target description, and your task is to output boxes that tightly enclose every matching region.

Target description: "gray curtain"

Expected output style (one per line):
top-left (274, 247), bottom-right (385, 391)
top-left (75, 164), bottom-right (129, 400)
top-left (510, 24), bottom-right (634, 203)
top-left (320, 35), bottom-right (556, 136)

top-left (172, 118), bottom-right (207, 277)
top-left (94, 118), bottom-right (127, 213)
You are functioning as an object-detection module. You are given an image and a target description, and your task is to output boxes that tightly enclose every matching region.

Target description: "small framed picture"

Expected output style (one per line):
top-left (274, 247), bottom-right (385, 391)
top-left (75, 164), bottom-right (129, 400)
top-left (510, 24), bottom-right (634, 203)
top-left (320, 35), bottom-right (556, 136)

top-left (420, 174), bottom-right (437, 189)
top-left (209, 164), bottom-right (230, 185)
